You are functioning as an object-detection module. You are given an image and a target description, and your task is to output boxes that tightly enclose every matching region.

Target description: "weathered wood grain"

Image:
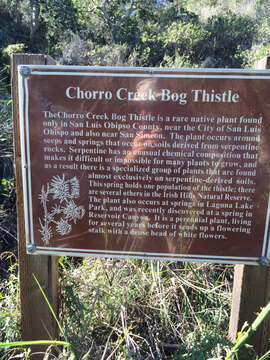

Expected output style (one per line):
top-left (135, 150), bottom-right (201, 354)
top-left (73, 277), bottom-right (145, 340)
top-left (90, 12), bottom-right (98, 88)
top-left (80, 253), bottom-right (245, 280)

top-left (11, 54), bottom-right (59, 357)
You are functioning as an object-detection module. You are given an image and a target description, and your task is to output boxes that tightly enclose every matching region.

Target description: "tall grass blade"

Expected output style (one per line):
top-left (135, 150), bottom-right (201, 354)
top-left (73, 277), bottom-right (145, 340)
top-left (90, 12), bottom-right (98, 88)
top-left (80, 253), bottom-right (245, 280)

top-left (32, 274), bottom-right (65, 338)
top-left (0, 340), bottom-right (70, 348)
top-left (258, 349), bottom-right (270, 360)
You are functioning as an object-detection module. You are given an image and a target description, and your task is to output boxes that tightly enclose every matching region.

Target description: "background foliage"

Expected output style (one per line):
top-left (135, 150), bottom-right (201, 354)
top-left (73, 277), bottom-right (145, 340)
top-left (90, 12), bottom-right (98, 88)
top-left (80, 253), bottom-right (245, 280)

top-left (0, 0), bottom-right (270, 73)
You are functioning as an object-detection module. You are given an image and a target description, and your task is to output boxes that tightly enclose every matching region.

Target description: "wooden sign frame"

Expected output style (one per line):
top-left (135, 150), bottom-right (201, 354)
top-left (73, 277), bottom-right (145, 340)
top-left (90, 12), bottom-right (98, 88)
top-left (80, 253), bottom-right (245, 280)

top-left (17, 64), bottom-right (270, 265)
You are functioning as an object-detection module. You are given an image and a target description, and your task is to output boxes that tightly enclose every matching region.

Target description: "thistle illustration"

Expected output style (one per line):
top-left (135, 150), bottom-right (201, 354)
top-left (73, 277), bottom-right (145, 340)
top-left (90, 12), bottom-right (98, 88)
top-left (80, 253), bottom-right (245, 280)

top-left (38, 174), bottom-right (85, 244)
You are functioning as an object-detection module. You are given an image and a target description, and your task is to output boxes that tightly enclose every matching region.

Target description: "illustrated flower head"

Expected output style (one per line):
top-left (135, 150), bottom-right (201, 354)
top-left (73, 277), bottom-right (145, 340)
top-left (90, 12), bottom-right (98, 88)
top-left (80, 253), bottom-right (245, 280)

top-left (50, 174), bottom-right (70, 203)
top-left (51, 204), bottom-right (63, 216)
top-left (63, 200), bottom-right (85, 224)
top-left (55, 218), bottom-right (72, 236)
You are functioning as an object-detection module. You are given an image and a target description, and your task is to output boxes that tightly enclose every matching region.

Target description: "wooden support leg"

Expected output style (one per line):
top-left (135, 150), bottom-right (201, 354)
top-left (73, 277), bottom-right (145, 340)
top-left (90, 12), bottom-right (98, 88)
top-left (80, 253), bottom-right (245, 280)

top-left (11, 54), bottom-right (59, 357)
top-left (229, 55), bottom-right (270, 356)
top-left (229, 264), bottom-right (270, 355)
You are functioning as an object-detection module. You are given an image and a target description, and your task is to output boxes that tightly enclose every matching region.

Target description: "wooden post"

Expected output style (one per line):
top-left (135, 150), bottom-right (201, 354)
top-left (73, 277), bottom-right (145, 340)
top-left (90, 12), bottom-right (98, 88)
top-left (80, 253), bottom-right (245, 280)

top-left (229, 56), bottom-right (270, 355)
top-left (11, 54), bottom-right (59, 355)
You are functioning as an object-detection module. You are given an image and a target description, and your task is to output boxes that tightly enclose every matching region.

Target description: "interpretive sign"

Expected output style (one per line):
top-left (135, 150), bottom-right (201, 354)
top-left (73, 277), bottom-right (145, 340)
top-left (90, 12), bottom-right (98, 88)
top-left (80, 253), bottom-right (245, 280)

top-left (18, 65), bottom-right (270, 264)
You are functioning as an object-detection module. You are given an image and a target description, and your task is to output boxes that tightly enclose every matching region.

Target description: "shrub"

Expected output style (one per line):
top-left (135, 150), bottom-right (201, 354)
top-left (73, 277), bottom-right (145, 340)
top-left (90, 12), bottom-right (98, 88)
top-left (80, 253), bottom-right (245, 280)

top-left (206, 11), bottom-right (257, 68)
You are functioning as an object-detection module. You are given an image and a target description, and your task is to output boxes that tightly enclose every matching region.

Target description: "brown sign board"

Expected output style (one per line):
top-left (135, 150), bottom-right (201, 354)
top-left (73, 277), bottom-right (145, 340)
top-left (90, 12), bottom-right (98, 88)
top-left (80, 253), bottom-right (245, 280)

top-left (18, 65), bottom-right (270, 264)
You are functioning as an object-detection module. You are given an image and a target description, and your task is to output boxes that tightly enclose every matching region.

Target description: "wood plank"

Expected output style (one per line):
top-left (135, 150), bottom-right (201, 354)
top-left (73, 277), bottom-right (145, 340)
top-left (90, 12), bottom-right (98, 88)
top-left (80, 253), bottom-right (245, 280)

top-left (229, 56), bottom-right (270, 356)
top-left (229, 265), bottom-right (270, 353)
top-left (11, 54), bottom-right (59, 355)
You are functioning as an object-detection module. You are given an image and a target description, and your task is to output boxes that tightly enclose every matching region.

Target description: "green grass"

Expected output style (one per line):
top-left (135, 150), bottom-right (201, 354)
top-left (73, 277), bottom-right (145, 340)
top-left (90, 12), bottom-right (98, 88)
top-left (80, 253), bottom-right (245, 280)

top-left (59, 259), bottom-right (233, 359)
top-left (2, 255), bottom-right (270, 359)
top-left (0, 70), bottom-right (12, 155)
top-left (0, 72), bottom-right (17, 279)
top-left (0, 257), bottom-right (235, 359)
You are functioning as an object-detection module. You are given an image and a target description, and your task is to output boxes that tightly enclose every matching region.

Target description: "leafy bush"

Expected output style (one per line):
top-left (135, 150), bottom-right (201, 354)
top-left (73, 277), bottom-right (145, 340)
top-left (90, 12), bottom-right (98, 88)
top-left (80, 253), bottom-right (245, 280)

top-left (0, 71), bottom-right (16, 278)
top-left (0, 261), bottom-right (20, 345)
top-left (241, 43), bottom-right (270, 68)
top-left (161, 21), bottom-right (211, 67)
top-left (61, 33), bottom-right (136, 66)
top-left (206, 11), bottom-right (257, 67)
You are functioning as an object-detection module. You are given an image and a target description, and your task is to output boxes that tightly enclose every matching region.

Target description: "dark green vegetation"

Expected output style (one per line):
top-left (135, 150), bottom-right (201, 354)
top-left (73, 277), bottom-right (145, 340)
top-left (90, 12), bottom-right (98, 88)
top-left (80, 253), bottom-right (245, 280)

top-left (0, 0), bottom-right (270, 72)
top-left (0, 71), bottom-right (16, 279)
top-left (1, 258), bottom-right (235, 359)
top-left (1, 0), bottom-right (270, 359)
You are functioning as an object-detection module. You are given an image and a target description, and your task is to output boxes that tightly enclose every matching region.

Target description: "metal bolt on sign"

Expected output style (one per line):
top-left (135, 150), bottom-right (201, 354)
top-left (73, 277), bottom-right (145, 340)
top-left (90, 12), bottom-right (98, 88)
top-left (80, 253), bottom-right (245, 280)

top-left (19, 66), bottom-right (31, 77)
top-left (258, 257), bottom-right (269, 266)
top-left (27, 243), bottom-right (36, 253)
